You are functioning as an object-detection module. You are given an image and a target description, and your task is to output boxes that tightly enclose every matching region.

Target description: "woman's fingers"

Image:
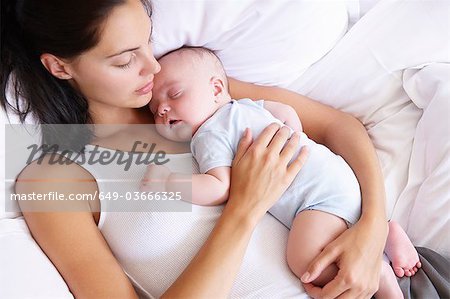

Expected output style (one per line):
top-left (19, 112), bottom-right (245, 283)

top-left (302, 245), bottom-right (367, 299)
top-left (336, 289), bottom-right (365, 299)
top-left (233, 128), bottom-right (252, 166)
top-left (228, 123), bottom-right (308, 221)
top-left (249, 122), bottom-right (281, 150)
top-left (303, 283), bottom-right (322, 298)
top-left (307, 221), bottom-right (384, 299)
top-left (302, 245), bottom-right (339, 284)
top-left (319, 275), bottom-right (351, 299)
top-left (286, 145), bottom-right (309, 180)
top-left (306, 280), bottom-right (348, 299)
top-left (266, 125), bottom-right (291, 154)
top-left (304, 274), bottom-right (359, 299)
top-left (279, 131), bottom-right (299, 160)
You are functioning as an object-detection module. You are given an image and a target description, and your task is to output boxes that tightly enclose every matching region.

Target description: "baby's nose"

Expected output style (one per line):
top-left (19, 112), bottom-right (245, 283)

top-left (157, 104), bottom-right (170, 116)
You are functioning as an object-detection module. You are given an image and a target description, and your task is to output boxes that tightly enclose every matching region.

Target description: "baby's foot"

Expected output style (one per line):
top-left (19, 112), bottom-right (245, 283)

top-left (385, 221), bottom-right (422, 277)
top-left (375, 261), bottom-right (403, 299)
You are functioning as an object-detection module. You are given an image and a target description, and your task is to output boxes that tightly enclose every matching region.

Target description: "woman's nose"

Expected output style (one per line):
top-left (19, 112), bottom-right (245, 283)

top-left (140, 50), bottom-right (161, 77)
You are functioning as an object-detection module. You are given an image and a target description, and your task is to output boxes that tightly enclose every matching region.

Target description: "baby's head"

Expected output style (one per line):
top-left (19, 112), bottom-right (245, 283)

top-left (150, 47), bottom-right (231, 141)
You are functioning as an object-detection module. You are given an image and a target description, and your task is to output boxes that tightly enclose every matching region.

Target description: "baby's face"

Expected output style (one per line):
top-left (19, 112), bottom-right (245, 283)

top-left (150, 53), bottom-right (220, 141)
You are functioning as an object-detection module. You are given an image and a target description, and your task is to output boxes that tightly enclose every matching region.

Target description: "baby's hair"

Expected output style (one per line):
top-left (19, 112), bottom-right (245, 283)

top-left (159, 47), bottom-right (229, 91)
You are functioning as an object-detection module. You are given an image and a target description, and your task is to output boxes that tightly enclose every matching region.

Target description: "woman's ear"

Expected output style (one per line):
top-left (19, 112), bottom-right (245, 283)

top-left (40, 53), bottom-right (73, 80)
top-left (210, 76), bottom-right (225, 97)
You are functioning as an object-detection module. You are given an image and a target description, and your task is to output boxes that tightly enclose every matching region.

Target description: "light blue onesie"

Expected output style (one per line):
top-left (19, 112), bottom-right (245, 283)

top-left (191, 99), bottom-right (361, 228)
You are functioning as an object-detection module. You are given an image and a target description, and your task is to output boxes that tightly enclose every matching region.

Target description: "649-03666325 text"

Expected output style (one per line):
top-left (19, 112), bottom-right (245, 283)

top-left (10, 191), bottom-right (182, 201)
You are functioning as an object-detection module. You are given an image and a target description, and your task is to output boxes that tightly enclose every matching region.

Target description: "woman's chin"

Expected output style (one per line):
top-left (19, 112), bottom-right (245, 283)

top-left (133, 93), bottom-right (153, 108)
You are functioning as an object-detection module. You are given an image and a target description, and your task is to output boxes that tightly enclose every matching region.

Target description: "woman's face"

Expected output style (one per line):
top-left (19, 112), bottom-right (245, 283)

top-left (67, 0), bottom-right (161, 114)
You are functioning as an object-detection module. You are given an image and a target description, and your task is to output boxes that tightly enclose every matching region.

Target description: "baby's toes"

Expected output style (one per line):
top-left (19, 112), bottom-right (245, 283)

top-left (417, 261), bottom-right (422, 268)
top-left (407, 257), bottom-right (419, 270)
top-left (394, 267), bottom-right (405, 277)
top-left (405, 269), bottom-right (412, 277)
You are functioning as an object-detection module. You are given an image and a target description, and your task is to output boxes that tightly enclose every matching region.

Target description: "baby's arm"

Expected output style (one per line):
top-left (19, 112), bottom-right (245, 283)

top-left (172, 167), bottom-right (231, 206)
top-left (141, 165), bottom-right (230, 206)
top-left (263, 101), bottom-right (303, 132)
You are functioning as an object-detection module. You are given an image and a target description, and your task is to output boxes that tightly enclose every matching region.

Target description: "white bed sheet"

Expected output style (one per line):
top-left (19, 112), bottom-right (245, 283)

top-left (1, 0), bottom-right (449, 298)
top-left (394, 63), bottom-right (450, 257)
top-left (287, 0), bottom-right (449, 258)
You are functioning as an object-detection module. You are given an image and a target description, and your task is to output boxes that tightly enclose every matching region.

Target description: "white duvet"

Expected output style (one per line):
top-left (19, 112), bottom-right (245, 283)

top-left (1, 0), bottom-right (449, 298)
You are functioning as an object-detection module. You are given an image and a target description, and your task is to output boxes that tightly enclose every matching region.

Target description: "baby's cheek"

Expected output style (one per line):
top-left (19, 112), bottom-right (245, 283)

top-left (154, 115), bottom-right (163, 124)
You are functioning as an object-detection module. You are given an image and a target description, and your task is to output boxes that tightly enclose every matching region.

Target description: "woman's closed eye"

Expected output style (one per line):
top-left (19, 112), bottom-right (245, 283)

top-left (116, 52), bottom-right (137, 69)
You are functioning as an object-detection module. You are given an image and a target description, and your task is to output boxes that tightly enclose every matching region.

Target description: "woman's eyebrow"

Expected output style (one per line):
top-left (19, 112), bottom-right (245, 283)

top-left (107, 47), bottom-right (140, 58)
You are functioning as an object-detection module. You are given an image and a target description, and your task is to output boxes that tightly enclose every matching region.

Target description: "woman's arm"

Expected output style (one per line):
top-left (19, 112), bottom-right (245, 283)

top-left (16, 157), bottom-right (139, 299)
top-left (162, 125), bottom-right (309, 298)
top-left (230, 78), bottom-right (388, 298)
top-left (17, 127), bottom-right (308, 299)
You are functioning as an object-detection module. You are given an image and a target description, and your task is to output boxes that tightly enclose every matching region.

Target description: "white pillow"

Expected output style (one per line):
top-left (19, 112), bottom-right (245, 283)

top-left (151, 0), bottom-right (350, 87)
top-left (1, 0), bottom-right (351, 218)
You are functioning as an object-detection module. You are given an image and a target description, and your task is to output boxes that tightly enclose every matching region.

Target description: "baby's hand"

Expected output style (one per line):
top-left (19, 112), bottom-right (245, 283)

top-left (140, 164), bottom-right (171, 192)
top-left (263, 101), bottom-right (303, 133)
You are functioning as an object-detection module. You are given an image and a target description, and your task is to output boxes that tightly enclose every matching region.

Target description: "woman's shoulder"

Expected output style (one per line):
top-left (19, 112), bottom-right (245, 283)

top-left (18, 153), bottom-right (96, 180)
top-left (14, 156), bottom-right (133, 298)
top-left (16, 153), bottom-right (100, 220)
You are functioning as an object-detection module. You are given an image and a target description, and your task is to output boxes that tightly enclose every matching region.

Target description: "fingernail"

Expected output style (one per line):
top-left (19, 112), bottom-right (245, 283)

top-left (301, 272), bottom-right (310, 282)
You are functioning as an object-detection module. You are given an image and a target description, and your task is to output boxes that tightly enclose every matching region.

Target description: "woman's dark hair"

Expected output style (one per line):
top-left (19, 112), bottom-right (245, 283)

top-left (1, 0), bottom-right (152, 150)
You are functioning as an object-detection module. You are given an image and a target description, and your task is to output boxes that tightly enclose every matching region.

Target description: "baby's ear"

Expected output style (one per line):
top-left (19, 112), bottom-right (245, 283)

top-left (210, 76), bottom-right (225, 97)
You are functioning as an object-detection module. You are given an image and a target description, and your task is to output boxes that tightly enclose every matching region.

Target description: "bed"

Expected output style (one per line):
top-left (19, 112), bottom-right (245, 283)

top-left (1, 0), bottom-right (449, 298)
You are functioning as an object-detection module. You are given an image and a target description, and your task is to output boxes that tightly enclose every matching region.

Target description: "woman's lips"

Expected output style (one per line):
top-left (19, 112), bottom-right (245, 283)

top-left (135, 81), bottom-right (154, 95)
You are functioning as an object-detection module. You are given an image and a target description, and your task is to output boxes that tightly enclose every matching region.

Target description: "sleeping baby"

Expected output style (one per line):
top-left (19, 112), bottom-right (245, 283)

top-left (141, 47), bottom-right (420, 297)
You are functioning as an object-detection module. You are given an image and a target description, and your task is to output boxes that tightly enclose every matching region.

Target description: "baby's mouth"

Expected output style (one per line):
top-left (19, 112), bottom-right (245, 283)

top-left (168, 119), bottom-right (182, 128)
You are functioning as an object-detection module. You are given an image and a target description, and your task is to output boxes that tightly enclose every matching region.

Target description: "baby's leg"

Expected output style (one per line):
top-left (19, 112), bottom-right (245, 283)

top-left (286, 210), bottom-right (347, 287)
top-left (385, 221), bottom-right (422, 277)
top-left (375, 261), bottom-right (403, 299)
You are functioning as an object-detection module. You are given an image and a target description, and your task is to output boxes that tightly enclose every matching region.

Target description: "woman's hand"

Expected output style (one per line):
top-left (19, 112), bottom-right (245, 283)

top-left (302, 217), bottom-right (388, 299)
top-left (163, 123), bottom-right (309, 298)
top-left (229, 79), bottom-right (389, 298)
top-left (227, 123), bottom-right (309, 225)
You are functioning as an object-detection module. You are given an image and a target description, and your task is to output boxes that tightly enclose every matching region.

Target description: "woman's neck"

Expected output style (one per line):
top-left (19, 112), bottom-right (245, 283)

top-left (89, 102), bottom-right (154, 125)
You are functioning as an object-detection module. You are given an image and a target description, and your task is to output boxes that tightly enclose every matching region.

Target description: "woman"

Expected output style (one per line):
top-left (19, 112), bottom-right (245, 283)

top-left (1, 0), bottom-right (387, 298)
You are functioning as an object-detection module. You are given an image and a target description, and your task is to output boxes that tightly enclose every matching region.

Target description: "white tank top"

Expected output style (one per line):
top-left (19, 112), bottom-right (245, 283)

top-left (78, 144), bottom-right (306, 298)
